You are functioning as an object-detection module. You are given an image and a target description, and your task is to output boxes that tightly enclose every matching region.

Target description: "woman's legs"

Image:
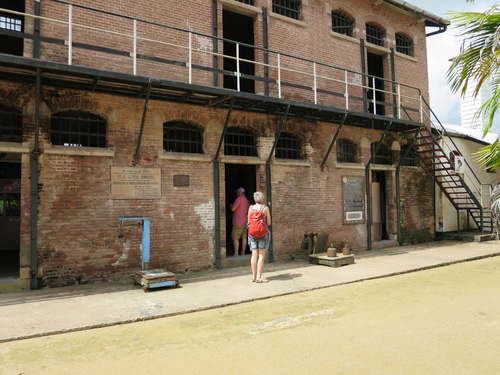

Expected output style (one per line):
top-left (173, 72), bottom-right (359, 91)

top-left (256, 250), bottom-right (266, 281)
top-left (251, 249), bottom-right (258, 281)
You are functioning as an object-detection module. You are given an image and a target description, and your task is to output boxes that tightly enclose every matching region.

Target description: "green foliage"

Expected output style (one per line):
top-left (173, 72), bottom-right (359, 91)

top-left (474, 138), bottom-right (500, 170)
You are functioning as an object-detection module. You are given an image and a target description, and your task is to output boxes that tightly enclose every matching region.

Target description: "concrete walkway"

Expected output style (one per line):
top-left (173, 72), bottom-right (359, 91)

top-left (0, 240), bottom-right (499, 343)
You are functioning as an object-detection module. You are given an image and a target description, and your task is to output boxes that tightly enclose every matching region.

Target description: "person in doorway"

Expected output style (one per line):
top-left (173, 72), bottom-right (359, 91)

top-left (247, 191), bottom-right (271, 283)
top-left (230, 187), bottom-right (250, 256)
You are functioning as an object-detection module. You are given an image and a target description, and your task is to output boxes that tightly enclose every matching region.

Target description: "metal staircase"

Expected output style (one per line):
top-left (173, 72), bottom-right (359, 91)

top-left (404, 100), bottom-right (495, 234)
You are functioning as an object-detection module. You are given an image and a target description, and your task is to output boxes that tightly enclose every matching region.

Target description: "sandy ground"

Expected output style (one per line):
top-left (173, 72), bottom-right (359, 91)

top-left (1, 256), bottom-right (500, 375)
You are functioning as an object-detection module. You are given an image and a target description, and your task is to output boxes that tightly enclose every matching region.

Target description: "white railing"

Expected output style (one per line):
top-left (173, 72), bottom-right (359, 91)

top-left (0, 1), bottom-right (425, 122)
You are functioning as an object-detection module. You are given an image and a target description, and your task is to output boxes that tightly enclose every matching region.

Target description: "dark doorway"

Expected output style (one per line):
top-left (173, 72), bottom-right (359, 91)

top-left (367, 52), bottom-right (385, 115)
top-left (372, 171), bottom-right (388, 241)
top-left (223, 10), bottom-right (255, 93)
top-left (225, 164), bottom-right (257, 257)
top-left (0, 155), bottom-right (21, 280)
top-left (0, 0), bottom-right (25, 56)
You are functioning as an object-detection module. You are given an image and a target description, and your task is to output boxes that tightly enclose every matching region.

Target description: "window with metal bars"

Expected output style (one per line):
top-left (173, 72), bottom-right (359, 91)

top-left (163, 121), bottom-right (203, 154)
top-left (224, 127), bottom-right (257, 156)
top-left (337, 138), bottom-right (358, 163)
top-left (0, 105), bottom-right (22, 143)
top-left (396, 33), bottom-right (413, 56)
top-left (272, 0), bottom-right (301, 20)
top-left (400, 143), bottom-right (417, 166)
top-left (276, 132), bottom-right (302, 159)
top-left (51, 111), bottom-right (106, 147)
top-left (366, 23), bottom-right (385, 46)
top-left (0, 15), bottom-right (22, 32)
top-left (331, 11), bottom-right (354, 37)
top-left (371, 142), bottom-right (392, 165)
top-left (235, 0), bottom-right (255, 5)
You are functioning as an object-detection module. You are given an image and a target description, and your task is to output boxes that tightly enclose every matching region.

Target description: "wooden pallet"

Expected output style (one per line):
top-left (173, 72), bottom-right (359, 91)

top-left (135, 269), bottom-right (179, 291)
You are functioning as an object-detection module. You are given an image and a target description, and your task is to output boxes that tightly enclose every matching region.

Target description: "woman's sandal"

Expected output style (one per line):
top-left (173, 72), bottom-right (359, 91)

top-left (256, 279), bottom-right (269, 283)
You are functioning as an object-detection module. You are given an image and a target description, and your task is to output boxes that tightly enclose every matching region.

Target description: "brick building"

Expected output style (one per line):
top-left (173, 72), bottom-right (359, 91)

top-left (0, 0), bottom-right (449, 290)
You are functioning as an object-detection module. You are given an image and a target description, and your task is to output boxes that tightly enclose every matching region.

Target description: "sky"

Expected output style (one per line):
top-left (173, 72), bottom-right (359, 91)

top-left (409, 0), bottom-right (495, 126)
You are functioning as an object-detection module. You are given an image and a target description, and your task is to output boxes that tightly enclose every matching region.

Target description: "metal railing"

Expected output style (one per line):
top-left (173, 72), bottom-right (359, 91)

top-left (0, 0), bottom-right (425, 121)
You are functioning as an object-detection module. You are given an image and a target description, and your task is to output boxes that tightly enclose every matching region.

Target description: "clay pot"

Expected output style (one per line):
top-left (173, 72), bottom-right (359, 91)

top-left (327, 247), bottom-right (337, 257)
top-left (342, 247), bottom-right (351, 256)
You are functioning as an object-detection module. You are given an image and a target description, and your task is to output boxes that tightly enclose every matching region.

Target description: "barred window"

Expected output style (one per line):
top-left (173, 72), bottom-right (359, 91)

top-left (400, 144), bottom-right (417, 166)
top-left (164, 121), bottom-right (203, 154)
top-left (366, 23), bottom-right (385, 46)
top-left (0, 16), bottom-right (22, 32)
top-left (235, 0), bottom-right (255, 5)
top-left (0, 105), bottom-right (22, 143)
top-left (396, 33), bottom-right (413, 56)
top-left (371, 142), bottom-right (392, 164)
top-left (272, 0), bottom-right (301, 20)
top-left (331, 11), bottom-right (354, 37)
top-left (51, 111), bottom-right (106, 147)
top-left (337, 138), bottom-right (358, 163)
top-left (276, 132), bottom-right (302, 159)
top-left (224, 127), bottom-right (257, 156)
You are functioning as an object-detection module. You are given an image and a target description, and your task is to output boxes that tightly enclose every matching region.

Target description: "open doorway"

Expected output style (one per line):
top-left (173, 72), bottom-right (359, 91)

top-left (225, 164), bottom-right (257, 257)
top-left (0, 0), bottom-right (25, 56)
top-left (0, 154), bottom-right (21, 281)
top-left (367, 52), bottom-right (385, 115)
top-left (222, 10), bottom-right (255, 93)
top-left (371, 171), bottom-right (389, 241)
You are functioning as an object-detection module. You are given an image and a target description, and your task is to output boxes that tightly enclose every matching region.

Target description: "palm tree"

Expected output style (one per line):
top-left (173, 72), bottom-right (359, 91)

top-left (447, 2), bottom-right (499, 171)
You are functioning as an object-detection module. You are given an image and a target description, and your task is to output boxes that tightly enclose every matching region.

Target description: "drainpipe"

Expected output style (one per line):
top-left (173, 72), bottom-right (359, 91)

top-left (426, 25), bottom-right (447, 38)
top-left (30, 68), bottom-right (41, 289)
top-left (211, 0), bottom-right (219, 87)
top-left (33, 0), bottom-right (41, 58)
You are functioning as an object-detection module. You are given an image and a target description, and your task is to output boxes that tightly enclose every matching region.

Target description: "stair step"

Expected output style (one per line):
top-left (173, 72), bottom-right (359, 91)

top-left (416, 142), bottom-right (438, 147)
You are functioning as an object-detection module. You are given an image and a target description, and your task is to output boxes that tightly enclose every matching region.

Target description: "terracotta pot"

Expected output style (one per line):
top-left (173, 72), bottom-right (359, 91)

top-left (342, 247), bottom-right (351, 256)
top-left (327, 247), bottom-right (337, 257)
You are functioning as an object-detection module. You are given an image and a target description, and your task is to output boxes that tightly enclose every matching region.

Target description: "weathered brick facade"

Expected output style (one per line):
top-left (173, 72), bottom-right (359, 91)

top-left (0, 0), bottom-right (442, 288)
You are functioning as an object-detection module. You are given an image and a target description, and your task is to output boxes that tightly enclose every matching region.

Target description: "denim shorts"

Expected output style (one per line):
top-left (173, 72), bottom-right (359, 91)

top-left (248, 234), bottom-right (270, 251)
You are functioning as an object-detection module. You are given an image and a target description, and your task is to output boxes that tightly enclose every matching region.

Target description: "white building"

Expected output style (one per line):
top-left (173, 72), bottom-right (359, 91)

top-left (460, 76), bottom-right (500, 133)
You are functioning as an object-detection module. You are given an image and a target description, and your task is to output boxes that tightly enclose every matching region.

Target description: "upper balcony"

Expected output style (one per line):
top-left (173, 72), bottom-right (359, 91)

top-left (0, 0), bottom-right (430, 131)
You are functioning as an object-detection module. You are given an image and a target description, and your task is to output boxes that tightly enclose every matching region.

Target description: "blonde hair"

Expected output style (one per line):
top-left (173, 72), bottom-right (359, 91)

top-left (253, 191), bottom-right (265, 204)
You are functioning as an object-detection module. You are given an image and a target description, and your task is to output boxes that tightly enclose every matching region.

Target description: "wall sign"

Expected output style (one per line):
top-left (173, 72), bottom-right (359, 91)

top-left (342, 176), bottom-right (365, 224)
top-left (111, 167), bottom-right (161, 199)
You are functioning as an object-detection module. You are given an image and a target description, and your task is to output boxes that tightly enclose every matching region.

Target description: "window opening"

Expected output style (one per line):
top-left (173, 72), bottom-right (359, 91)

top-left (223, 10), bottom-right (255, 93)
top-left (366, 23), bottom-right (385, 46)
top-left (276, 132), bottom-right (302, 159)
top-left (400, 144), bottom-right (417, 166)
top-left (371, 142), bottom-right (392, 165)
top-left (0, 105), bottom-right (22, 143)
top-left (367, 52), bottom-right (386, 115)
top-left (51, 111), bottom-right (106, 148)
top-left (396, 33), bottom-right (413, 56)
top-left (163, 121), bottom-right (203, 154)
top-left (0, 1), bottom-right (25, 56)
top-left (337, 139), bottom-right (358, 163)
top-left (224, 127), bottom-right (257, 156)
top-left (272, 0), bottom-right (301, 20)
top-left (331, 11), bottom-right (354, 37)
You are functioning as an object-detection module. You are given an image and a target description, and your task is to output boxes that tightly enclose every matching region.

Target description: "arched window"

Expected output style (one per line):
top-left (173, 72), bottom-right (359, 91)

top-left (396, 33), bottom-right (413, 56)
top-left (51, 111), bottom-right (106, 147)
top-left (0, 105), bottom-right (22, 143)
top-left (337, 138), bottom-right (358, 163)
top-left (371, 142), bottom-right (392, 164)
top-left (163, 121), bottom-right (203, 153)
top-left (400, 143), bottom-right (417, 166)
top-left (366, 23), bottom-right (385, 46)
top-left (276, 132), bottom-right (302, 159)
top-left (272, 0), bottom-right (301, 20)
top-left (224, 127), bottom-right (257, 156)
top-left (331, 11), bottom-right (355, 37)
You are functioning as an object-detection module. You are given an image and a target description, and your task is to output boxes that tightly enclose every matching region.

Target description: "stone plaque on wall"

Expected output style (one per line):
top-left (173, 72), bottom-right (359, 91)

top-left (111, 167), bottom-right (161, 199)
top-left (173, 175), bottom-right (190, 187)
top-left (342, 176), bottom-right (365, 224)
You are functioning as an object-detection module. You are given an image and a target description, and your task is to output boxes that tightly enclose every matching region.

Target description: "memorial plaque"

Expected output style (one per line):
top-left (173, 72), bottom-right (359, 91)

top-left (342, 176), bottom-right (365, 224)
top-left (111, 167), bottom-right (161, 199)
top-left (173, 175), bottom-right (190, 187)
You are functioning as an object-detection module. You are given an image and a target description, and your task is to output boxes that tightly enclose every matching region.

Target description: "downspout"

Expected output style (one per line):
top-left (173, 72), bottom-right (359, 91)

top-left (30, 68), bottom-right (41, 289)
top-left (211, 0), bottom-right (219, 87)
top-left (262, 7), bottom-right (269, 96)
top-left (33, 0), bottom-right (41, 58)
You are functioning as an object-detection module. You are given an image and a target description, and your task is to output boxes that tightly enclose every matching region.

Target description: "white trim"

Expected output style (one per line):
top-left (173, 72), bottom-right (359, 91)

top-left (44, 144), bottom-right (115, 157)
top-left (335, 161), bottom-right (365, 169)
top-left (329, 31), bottom-right (359, 45)
top-left (159, 151), bottom-right (211, 162)
top-left (220, 156), bottom-right (265, 165)
top-left (395, 51), bottom-right (418, 62)
top-left (220, 0), bottom-right (262, 16)
top-left (269, 12), bottom-right (307, 28)
top-left (0, 142), bottom-right (30, 153)
top-left (371, 163), bottom-right (396, 171)
top-left (365, 42), bottom-right (391, 54)
top-left (273, 159), bottom-right (311, 167)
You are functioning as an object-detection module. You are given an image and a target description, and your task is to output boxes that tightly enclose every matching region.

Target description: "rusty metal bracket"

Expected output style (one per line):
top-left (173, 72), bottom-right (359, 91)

top-left (320, 112), bottom-right (348, 170)
top-left (132, 79), bottom-right (152, 164)
top-left (213, 98), bottom-right (235, 162)
top-left (267, 104), bottom-right (291, 164)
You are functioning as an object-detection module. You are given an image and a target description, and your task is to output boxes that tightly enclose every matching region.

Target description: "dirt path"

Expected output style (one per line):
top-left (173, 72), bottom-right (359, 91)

top-left (2, 256), bottom-right (500, 375)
